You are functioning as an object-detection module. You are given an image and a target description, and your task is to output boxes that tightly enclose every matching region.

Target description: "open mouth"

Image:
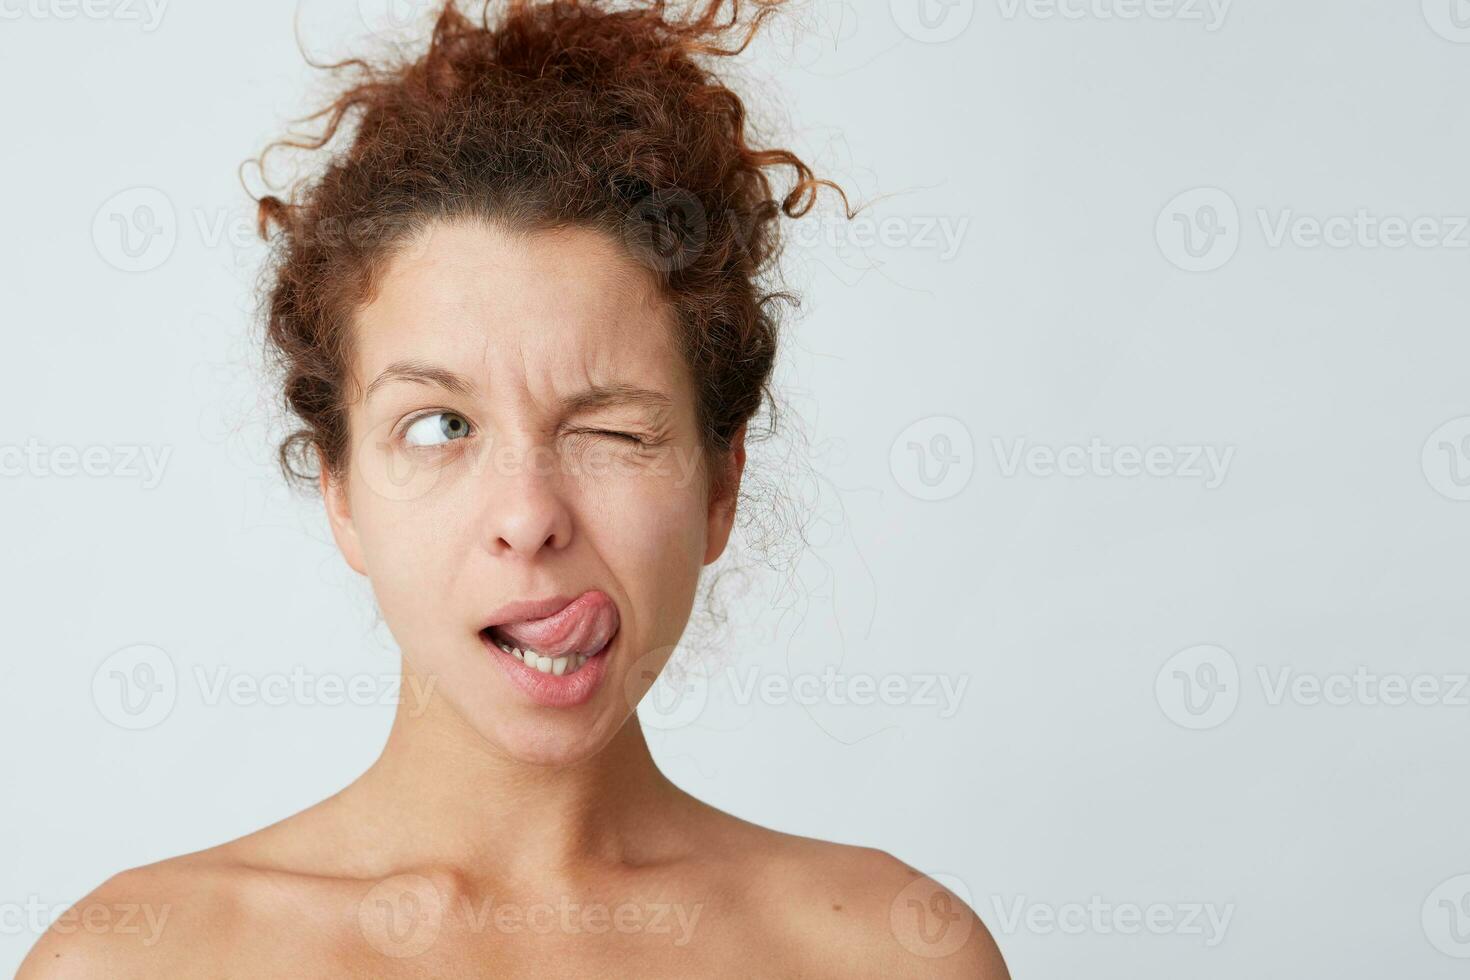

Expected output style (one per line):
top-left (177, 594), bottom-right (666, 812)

top-left (481, 626), bottom-right (616, 677)
top-left (478, 589), bottom-right (621, 680)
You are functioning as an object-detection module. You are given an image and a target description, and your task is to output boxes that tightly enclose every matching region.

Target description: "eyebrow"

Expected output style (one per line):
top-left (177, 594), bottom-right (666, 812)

top-left (561, 382), bottom-right (674, 416)
top-left (364, 360), bottom-right (673, 415)
top-left (364, 359), bottom-right (478, 399)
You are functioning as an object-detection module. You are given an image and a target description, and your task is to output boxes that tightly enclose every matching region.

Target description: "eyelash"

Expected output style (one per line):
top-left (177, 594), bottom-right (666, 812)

top-left (574, 428), bottom-right (649, 447)
top-left (392, 414), bottom-right (650, 448)
top-left (395, 409), bottom-right (471, 445)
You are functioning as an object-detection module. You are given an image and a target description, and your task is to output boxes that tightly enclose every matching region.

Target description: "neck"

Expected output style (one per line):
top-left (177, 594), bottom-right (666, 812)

top-left (323, 660), bottom-right (696, 885)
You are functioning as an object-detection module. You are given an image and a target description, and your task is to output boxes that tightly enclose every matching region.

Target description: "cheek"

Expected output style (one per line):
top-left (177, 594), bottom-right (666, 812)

top-left (566, 446), bottom-right (713, 653)
top-left (345, 472), bottom-right (469, 639)
top-left (585, 464), bottom-right (708, 575)
top-left (343, 437), bottom-right (712, 650)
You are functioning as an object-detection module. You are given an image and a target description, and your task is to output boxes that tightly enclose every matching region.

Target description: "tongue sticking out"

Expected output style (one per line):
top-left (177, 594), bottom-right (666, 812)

top-left (490, 591), bottom-right (620, 659)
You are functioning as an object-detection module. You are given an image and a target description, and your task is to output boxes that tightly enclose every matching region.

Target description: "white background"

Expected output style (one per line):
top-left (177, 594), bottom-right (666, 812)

top-left (4, 1), bottom-right (1470, 976)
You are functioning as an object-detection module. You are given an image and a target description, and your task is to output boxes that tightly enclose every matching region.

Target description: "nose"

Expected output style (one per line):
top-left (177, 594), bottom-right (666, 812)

top-left (480, 443), bottom-right (574, 559)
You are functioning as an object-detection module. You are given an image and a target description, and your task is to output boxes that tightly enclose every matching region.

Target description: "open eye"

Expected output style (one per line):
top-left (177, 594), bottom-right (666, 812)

top-left (403, 412), bottom-right (472, 447)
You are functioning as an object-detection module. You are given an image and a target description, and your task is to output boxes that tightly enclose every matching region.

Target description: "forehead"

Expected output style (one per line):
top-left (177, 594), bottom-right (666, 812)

top-left (351, 219), bottom-right (682, 397)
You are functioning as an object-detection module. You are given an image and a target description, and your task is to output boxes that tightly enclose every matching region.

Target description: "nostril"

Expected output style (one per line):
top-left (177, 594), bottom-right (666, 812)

top-left (486, 497), bottom-right (572, 556)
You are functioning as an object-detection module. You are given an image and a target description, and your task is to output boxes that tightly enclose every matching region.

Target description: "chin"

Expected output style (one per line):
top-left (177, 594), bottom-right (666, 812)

top-left (482, 712), bottom-right (623, 767)
top-left (395, 588), bottom-right (646, 765)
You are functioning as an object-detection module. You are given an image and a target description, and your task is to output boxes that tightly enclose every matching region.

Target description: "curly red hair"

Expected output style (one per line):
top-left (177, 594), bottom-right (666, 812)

top-left (250, 0), bottom-right (850, 498)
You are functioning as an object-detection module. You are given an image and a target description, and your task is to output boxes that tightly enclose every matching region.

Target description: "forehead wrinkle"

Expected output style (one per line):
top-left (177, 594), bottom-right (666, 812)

top-left (363, 220), bottom-right (684, 412)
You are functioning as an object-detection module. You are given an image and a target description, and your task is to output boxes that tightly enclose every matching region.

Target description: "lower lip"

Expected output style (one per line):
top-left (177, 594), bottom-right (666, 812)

top-left (481, 629), bottom-right (615, 708)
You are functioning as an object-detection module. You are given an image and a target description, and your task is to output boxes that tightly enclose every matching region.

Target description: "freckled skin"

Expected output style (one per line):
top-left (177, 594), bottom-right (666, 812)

top-left (18, 221), bottom-right (1008, 980)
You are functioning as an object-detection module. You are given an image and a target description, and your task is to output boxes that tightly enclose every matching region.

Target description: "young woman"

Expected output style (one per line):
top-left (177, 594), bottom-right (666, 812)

top-left (23, 1), bottom-right (1007, 975)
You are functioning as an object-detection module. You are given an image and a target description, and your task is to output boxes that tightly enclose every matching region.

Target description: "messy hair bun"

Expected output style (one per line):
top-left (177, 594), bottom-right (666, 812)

top-left (252, 0), bottom-right (849, 498)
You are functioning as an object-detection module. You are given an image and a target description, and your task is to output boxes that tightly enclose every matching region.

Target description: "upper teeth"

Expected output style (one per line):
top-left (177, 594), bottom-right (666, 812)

top-left (496, 640), bottom-right (592, 676)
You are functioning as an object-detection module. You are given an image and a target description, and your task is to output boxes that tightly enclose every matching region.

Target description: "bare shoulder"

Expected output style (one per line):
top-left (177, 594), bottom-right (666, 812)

top-left (15, 845), bottom-right (350, 979)
top-left (730, 825), bottom-right (1010, 979)
top-left (16, 855), bottom-right (230, 979)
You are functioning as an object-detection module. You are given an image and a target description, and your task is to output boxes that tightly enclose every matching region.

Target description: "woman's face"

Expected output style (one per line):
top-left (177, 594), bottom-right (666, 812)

top-left (320, 219), bottom-right (739, 765)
